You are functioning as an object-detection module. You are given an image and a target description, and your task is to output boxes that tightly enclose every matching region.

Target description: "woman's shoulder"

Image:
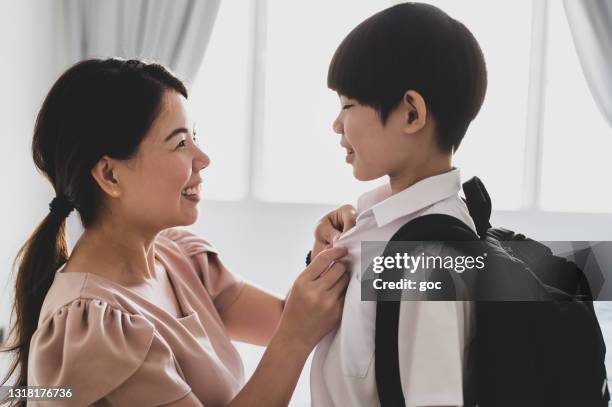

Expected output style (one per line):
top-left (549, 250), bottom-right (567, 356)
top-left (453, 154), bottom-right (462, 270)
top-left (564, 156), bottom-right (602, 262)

top-left (156, 228), bottom-right (245, 313)
top-left (39, 266), bottom-right (138, 327)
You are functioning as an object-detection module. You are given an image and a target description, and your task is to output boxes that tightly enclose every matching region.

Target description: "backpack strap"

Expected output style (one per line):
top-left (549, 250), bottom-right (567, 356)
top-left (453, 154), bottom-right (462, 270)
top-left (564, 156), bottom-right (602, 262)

top-left (462, 176), bottom-right (492, 239)
top-left (375, 214), bottom-right (478, 407)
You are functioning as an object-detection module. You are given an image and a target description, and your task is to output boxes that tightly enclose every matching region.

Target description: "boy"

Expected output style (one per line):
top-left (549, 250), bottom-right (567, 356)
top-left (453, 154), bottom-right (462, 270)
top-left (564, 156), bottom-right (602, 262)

top-left (310, 3), bottom-right (486, 406)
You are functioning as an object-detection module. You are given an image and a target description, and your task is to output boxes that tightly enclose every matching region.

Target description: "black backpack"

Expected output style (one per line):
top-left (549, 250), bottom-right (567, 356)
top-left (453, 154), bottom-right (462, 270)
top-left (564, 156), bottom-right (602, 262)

top-left (374, 176), bottom-right (609, 407)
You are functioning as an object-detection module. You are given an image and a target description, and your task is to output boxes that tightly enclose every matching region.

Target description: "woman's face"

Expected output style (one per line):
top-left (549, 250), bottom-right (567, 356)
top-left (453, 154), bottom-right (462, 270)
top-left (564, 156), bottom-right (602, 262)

top-left (112, 90), bottom-right (209, 230)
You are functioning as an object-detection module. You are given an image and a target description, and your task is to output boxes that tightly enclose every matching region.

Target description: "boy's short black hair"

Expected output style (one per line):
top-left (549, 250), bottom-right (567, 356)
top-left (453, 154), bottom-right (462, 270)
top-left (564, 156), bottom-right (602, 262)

top-left (328, 2), bottom-right (487, 153)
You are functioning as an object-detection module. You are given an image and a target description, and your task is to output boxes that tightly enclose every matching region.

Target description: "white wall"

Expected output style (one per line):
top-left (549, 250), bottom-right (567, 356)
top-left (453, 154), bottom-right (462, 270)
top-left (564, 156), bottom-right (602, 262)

top-left (0, 0), bottom-right (58, 383)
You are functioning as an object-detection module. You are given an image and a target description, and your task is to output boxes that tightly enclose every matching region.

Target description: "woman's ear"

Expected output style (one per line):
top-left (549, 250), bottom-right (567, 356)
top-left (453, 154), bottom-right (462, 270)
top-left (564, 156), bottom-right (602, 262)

top-left (402, 90), bottom-right (427, 133)
top-left (91, 156), bottom-right (121, 198)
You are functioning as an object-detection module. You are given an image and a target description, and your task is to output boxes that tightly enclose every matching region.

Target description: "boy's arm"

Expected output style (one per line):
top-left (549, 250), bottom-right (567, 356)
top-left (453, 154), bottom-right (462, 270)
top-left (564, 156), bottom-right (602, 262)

top-left (383, 214), bottom-right (472, 406)
top-left (397, 301), bottom-right (467, 407)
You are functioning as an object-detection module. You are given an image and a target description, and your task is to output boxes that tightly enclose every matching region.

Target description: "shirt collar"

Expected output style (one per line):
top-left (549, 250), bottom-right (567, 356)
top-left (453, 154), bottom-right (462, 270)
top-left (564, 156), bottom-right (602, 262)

top-left (356, 168), bottom-right (462, 228)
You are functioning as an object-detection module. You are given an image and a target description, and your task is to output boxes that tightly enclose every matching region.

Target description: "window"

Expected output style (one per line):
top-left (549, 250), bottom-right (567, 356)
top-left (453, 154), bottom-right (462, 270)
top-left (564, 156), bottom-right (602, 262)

top-left (191, 0), bottom-right (611, 214)
top-left (189, 0), bottom-right (252, 200)
top-left (256, 0), bottom-right (533, 209)
top-left (423, 0), bottom-right (533, 210)
top-left (539, 1), bottom-right (612, 213)
top-left (256, 0), bottom-right (390, 204)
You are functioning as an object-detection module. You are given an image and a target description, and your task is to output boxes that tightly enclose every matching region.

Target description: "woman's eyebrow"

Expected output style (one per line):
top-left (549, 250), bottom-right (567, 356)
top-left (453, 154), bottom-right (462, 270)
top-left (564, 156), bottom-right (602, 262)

top-left (164, 128), bottom-right (190, 142)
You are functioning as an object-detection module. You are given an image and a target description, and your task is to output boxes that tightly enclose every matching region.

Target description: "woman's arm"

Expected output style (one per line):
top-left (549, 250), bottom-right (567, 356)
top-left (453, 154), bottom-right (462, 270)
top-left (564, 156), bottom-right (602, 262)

top-left (163, 247), bottom-right (349, 407)
top-left (226, 330), bottom-right (311, 406)
top-left (219, 284), bottom-right (284, 346)
top-left (226, 247), bottom-right (349, 407)
top-left (163, 334), bottom-right (309, 407)
top-left (219, 205), bottom-right (356, 347)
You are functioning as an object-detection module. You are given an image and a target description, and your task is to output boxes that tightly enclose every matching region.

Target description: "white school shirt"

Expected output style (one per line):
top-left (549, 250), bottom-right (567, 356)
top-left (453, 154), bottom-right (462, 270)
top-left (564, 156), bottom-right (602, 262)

top-left (310, 168), bottom-right (477, 407)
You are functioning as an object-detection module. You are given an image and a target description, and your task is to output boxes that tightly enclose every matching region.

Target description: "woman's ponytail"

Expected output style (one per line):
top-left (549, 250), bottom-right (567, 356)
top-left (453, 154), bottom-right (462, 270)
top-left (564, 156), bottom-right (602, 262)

top-left (1, 209), bottom-right (71, 396)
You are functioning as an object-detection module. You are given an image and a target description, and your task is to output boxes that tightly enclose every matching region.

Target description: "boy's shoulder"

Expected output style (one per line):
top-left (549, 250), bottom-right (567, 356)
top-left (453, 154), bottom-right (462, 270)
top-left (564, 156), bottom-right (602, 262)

top-left (391, 212), bottom-right (478, 242)
top-left (388, 191), bottom-right (477, 242)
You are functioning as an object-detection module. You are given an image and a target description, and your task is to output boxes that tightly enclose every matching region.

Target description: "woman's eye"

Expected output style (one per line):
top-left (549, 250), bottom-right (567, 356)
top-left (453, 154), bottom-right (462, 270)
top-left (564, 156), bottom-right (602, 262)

top-left (176, 139), bottom-right (187, 149)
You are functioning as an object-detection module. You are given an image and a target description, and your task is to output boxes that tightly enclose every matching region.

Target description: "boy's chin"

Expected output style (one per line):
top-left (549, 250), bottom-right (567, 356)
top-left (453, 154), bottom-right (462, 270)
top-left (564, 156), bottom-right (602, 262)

top-left (353, 167), bottom-right (385, 182)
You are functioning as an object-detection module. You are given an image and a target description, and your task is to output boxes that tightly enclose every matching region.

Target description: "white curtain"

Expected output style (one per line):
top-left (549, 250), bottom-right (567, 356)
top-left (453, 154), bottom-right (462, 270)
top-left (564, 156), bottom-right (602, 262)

top-left (563, 0), bottom-right (612, 129)
top-left (57, 0), bottom-right (221, 84)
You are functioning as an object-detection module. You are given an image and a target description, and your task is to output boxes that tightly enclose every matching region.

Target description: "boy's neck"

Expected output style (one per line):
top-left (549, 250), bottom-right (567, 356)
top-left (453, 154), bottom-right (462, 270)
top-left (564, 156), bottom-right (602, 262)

top-left (388, 155), bottom-right (453, 195)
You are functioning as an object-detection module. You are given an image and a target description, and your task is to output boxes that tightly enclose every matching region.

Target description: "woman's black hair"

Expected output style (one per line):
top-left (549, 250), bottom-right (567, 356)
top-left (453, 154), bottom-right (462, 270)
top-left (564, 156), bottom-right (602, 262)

top-left (1, 58), bottom-right (187, 402)
top-left (328, 2), bottom-right (488, 152)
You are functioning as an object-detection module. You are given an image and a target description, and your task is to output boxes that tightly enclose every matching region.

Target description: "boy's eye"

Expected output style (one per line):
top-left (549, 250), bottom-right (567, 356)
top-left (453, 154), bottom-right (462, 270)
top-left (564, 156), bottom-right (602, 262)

top-left (342, 104), bottom-right (354, 110)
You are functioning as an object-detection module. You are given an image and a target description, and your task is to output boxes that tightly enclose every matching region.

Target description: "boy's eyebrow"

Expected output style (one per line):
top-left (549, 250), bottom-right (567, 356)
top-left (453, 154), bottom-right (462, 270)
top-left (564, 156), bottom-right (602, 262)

top-left (164, 128), bottom-right (190, 142)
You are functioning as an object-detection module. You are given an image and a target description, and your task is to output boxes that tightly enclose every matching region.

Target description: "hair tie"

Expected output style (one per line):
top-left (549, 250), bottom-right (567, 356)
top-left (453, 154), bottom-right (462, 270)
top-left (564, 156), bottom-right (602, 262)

top-left (49, 196), bottom-right (74, 219)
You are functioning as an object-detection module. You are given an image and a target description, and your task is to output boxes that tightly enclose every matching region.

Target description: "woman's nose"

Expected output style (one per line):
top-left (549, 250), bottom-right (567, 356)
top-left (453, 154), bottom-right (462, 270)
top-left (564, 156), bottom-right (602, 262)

top-left (194, 148), bottom-right (210, 172)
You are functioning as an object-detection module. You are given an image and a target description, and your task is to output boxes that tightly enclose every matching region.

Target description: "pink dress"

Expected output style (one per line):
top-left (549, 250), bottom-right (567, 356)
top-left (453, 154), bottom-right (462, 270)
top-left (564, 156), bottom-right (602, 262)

top-left (27, 228), bottom-right (246, 406)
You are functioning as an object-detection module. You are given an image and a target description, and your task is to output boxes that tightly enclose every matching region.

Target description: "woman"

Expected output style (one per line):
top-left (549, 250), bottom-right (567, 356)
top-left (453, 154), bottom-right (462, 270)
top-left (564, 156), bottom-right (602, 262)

top-left (1, 58), bottom-right (355, 406)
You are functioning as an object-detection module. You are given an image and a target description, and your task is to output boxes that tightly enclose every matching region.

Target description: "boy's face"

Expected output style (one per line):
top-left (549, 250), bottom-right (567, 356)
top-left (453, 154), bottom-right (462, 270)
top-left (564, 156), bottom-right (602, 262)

top-left (333, 94), bottom-right (427, 182)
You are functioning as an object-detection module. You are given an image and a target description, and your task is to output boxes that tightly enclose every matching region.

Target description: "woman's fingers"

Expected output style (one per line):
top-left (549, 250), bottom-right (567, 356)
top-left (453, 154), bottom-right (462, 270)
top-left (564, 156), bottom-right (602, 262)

top-left (329, 272), bottom-right (350, 299)
top-left (338, 204), bottom-right (357, 232)
top-left (278, 250), bottom-right (349, 350)
top-left (306, 246), bottom-right (348, 280)
top-left (317, 260), bottom-right (348, 289)
top-left (314, 218), bottom-right (340, 250)
top-left (312, 205), bottom-right (357, 257)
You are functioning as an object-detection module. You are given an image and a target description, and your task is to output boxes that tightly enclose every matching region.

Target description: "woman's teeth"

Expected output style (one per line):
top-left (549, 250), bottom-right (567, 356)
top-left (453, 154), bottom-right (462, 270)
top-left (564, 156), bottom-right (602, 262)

top-left (181, 184), bottom-right (201, 196)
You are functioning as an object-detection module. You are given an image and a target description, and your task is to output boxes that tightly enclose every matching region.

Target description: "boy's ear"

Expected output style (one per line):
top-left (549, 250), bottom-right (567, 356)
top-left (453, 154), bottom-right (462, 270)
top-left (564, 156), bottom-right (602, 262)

top-left (91, 156), bottom-right (122, 198)
top-left (401, 90), bottom-right (427, 134)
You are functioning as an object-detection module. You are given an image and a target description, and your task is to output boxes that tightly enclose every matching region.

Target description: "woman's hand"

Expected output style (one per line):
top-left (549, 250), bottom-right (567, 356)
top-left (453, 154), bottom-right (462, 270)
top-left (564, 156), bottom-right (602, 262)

top-left (222, 247), bottom-right (349, 407)
top-left (277, 246), bottom-right (349, 352)
top-left (312, 205), bottom-right (357, 258)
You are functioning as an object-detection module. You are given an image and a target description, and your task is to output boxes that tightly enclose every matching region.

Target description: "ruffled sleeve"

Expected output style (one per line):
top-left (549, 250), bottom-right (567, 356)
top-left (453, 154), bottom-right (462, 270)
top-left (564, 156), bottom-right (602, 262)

top-left (161, 228), bottom-right (245, 313)
top-left (28, 299), bottom-right (192, 406)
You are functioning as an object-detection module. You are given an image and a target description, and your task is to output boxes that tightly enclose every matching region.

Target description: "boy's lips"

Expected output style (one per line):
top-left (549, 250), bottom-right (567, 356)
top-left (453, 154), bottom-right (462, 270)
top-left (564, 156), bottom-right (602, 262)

top-left (345, 148), bottom-right (355, 163)
top-left (340, 141), bottom-right (354, 163)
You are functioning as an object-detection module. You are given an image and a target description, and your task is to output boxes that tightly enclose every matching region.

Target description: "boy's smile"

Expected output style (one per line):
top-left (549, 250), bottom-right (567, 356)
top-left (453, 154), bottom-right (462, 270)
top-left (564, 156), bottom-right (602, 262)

top-left (341, 141), bottom-right (354, 163)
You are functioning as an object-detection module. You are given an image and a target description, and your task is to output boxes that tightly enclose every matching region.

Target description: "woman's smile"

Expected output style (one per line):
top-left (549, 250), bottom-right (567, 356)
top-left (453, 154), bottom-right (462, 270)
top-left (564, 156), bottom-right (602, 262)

top-left (181, 183), bottom-right (202, 202)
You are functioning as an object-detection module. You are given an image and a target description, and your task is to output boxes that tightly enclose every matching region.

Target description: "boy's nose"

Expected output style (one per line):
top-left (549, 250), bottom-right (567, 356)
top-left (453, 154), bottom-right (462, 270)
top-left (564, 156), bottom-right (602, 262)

top-left (332, 116), bottom-right (344, 134)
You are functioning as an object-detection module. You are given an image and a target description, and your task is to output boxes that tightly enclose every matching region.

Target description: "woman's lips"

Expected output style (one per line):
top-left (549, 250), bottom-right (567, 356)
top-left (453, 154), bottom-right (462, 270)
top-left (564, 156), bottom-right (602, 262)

top-left (181, 183), bottom-right (201, 202)
top-left (182, 194), bottom-right (200, 203)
